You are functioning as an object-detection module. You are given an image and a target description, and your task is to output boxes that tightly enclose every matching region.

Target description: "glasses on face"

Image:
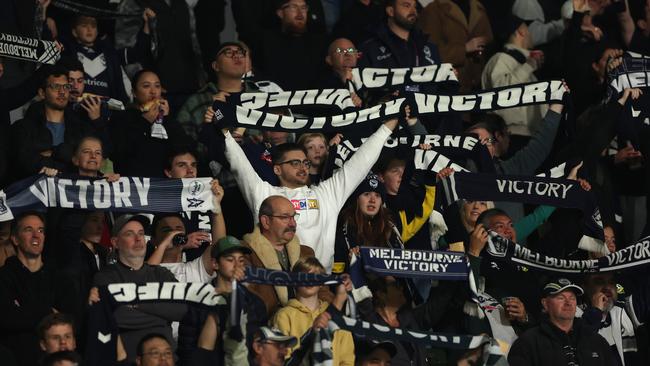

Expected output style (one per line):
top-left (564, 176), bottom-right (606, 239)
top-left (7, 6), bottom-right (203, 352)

top-left (480, 137), bottom-right (496, 146)
top-left (47, 83), bottom-right (72, 92)
top-left (142, 350), bottom-right (173, 360)
top-left (218, 47), bottom-right (247, 59)
top-left (277, 159), bottom-right (311, 168)
top-left (268, 213), bottom-right (300, 222)
top-left (335, 47), bottom-right (360, 56)
top-left (282, 3), bottom-right (309, 12)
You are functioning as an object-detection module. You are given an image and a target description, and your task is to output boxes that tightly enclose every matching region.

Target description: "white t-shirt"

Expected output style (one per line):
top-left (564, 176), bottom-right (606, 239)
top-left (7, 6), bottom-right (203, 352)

top-left (161, 256), bottom-right (214, 283)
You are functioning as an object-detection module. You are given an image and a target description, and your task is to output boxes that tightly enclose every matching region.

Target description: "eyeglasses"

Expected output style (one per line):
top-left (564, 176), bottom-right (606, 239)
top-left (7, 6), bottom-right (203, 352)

top-left (47, 83), bottom-right (72, 92)
top-left (142, 350), bottom-right (173, 360)
top-left (267, 213), bottom-right (300, 222)
top-left (276, 159), bottom-right (311, 168)
top-left (282, 3), bottom-right (309, 12)
top-left (480, 137), bottom-right (496, 146)
top-left (335, 47), bottom-right (360, 56)
top-left (218, 48), bottom-right (247, 58)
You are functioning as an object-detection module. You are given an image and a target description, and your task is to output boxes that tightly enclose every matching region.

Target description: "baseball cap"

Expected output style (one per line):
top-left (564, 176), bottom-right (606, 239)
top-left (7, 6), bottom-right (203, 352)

top-left (543, 278), bottom-right (584, 297)
top-left (355, 339), bottom-right (397, 360)
top-left (111, 214), bottom-right (150, 237)
top-left (211, 235), bottom-right (252, 258)
top-left (253, 327), bottom-right (297, 347)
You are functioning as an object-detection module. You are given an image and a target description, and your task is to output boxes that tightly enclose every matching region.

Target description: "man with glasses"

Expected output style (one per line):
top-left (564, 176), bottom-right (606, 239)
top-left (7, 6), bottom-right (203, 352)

top-left (9, 64), bottom-right (101, 180)
top-left (223, 117), bottom-right (399, 273)
top-left (322, 38), bottom-right (362, 90)
top-left (508, 278), bottom-right (614, 366)
top-left (136, 333), bottom-right (175, 366)
top-left (241, 195), bottom-right (325, 316)
top-left (250, 326), bottom-right (297, 366)
top-left (90, 215), bottom-right (187, 363)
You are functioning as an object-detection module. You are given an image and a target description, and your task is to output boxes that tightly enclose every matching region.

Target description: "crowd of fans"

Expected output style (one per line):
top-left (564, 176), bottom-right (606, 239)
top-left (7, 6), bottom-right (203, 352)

top-left (1, 0), bottom-right (650, 365)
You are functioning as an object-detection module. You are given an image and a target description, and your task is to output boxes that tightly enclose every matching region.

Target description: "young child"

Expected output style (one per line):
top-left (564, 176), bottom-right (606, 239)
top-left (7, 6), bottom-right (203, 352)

top-left (273, 257), bottom-right (354, 365)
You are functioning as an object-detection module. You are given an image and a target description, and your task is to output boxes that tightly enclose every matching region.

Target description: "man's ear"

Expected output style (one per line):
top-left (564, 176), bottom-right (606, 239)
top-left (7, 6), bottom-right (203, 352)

top-left (37, 87), bottom-right (45, 99)
top-left (385, 6), bottom-right (394, 18)
top-left (377, 173), bottom-right (385, 183)
top-left (211, 258), bottom-right (219, 271)
top-left (276, 8), bottom-right (284, 20)
top-left (110, 237), bottom-right (118, 250)
top-left (71, 28), bottom-right (79, 40)
top-left (211, 60), bottom-right (220, 73)
top-left (72, 155), bottom-right (80, 167)
top-left (39, 340), bottom-right (47, 352)
top-left (164, 169), bottom-right (172, 178)
top-left (325, 54), bottom-right (332, 67)
top-left (10, 234), bottom-right (19, 248)
top-left (273, 164), bottom-right (282, 176)
top-left (260, 216), bottom-right (270, 231)
top-left (638, 19), bottom-right (648, 31)
top-left (541, 298), bottom-right (548, 312)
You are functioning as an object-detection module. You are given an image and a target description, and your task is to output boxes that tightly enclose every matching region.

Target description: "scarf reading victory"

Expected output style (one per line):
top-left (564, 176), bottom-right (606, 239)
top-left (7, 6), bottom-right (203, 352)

top-left (0, 33), bottom-right (60, 64)
top-left (485, 232), bottom-right (650, 273)
top-left (0, 175), bottom-right (217, 221)
top-left (347, 64), bottom-right (458, 93)
top-left (438, 172), bottom-right (605, 252)
top-left (212, 80), bottom-right (566, 132)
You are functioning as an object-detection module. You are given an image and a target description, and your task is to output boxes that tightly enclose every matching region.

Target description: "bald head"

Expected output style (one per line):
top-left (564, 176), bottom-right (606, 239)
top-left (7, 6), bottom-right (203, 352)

top-left (326, 38), bottom-right (359, 74)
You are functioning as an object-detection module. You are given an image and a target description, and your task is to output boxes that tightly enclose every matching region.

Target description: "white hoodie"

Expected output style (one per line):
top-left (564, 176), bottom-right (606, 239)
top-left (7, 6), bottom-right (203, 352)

top-left (224, 124), bottom-right (393, 271)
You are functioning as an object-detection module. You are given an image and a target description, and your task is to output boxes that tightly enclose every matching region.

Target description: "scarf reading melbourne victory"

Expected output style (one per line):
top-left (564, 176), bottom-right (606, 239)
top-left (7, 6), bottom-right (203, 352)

top-left (359, 247), bottom-right (469, 280)
top-left (0, 33), bottom-right (60, 64)
top-left (347, 63), bottom-right (458, 92)
top-left (438, 172), bottom-right (605, 253)
top-left (0, 175), bottom-right (217, 221)
top-left (212, 80), bottom-right (566, 132)
top-left (333, 134), bottom-right (493, 173)
top-left (485, 232), bottom-right (650, 273)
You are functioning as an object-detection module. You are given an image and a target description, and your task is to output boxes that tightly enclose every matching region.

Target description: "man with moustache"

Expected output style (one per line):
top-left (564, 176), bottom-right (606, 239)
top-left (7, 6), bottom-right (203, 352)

top-left (581, 273), bottom-right (640, 365)
top-left (358, 0), bottom-right (440, 73)
top-left (509, 278), bottom-right (614, 366)
top-left (10, 65), bottom-right (101, 180)
top-left (0, 212), bottom-right (78, 366)
top-left (253, 0), bottom-right (328, 90)
top-left (241, 196), bottom-right (325, 316)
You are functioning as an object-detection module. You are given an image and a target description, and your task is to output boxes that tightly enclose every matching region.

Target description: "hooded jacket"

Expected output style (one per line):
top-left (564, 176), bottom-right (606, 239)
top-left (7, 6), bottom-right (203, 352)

top-left (273, 299), bottom-right (354, 365)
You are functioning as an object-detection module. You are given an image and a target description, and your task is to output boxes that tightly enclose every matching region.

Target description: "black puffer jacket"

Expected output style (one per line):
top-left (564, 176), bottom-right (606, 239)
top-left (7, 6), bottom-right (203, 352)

top-left (508, 316), bottom-right (616, 366)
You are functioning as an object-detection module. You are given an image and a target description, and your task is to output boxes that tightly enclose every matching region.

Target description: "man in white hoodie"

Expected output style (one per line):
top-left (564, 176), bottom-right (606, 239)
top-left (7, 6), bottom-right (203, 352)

top-left (222, 118), bottom-right (398, 271)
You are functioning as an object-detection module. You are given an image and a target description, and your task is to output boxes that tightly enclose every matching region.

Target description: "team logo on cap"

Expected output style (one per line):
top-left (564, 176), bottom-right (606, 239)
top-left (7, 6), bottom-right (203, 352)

top-left (558, 278), bottom-right (570, 286)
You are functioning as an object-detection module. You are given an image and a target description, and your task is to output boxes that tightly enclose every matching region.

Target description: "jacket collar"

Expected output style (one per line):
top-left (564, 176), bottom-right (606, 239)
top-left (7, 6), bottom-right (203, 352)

top-left (243, 226), bottom-right (303, 305)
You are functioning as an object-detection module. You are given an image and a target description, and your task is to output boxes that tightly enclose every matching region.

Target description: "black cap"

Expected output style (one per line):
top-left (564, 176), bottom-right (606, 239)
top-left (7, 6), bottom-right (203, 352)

top-left (111, 214), bottom-right (150, 237)
top-left (543, 278), bottom-right (584, 297)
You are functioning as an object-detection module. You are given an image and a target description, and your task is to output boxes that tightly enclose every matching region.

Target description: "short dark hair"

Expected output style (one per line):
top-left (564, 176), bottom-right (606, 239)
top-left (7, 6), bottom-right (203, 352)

top-left (37, 313), bottom-right (75, 341)
top-left (151, 213), bottom-right (185, 238)
top-left (40, 64), bottom-right (70, 90)
top-left (164, 147), bottom-right (198, 171)
top-left (136, 333), bottom-right (171, 356)
top-left (271, 143), bottom-right (305, 165)
top-left (71, 14), bottom-right (97, 29)
top-left (10, 211), bottom-right (46, 237)
top-left (41, 351), bottom-right (82, 366)
top-left (131, 69), bottom-right (158, 87)
top-left (59, 57), bottom-right (84, 74)
top-left (475, 208), bottom-right (510, 228)
top-left (629, 0), bottom-right (648, 23)
top-left (471, 113), bottom-right (508, 136)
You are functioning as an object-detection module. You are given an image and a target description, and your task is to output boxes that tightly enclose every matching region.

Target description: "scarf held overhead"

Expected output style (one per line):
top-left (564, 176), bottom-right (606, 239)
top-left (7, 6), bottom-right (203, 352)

top-left (212, 80), bottom-right (566, 132)
top-left (0, 175), bottom-right (217, 221)
top-left (348, 64), bottom-right (458, 92)
top-left (359, 247), bottom-right (469, 280)
top-left (0, 33), bottom-right (60, 64)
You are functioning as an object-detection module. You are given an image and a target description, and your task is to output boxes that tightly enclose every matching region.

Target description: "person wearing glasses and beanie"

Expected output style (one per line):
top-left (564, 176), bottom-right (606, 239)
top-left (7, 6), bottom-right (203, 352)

top-left (10, 63), bottom-right (103, 181)
top-left (508, 278), bottom-right (615, 366)
top-left (242, 196), bottom-right (332, 317)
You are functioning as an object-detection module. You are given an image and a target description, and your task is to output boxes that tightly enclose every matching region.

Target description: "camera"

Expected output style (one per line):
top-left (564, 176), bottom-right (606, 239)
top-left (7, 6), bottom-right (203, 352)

top-left (172, 234), bottom-right (187, 246)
